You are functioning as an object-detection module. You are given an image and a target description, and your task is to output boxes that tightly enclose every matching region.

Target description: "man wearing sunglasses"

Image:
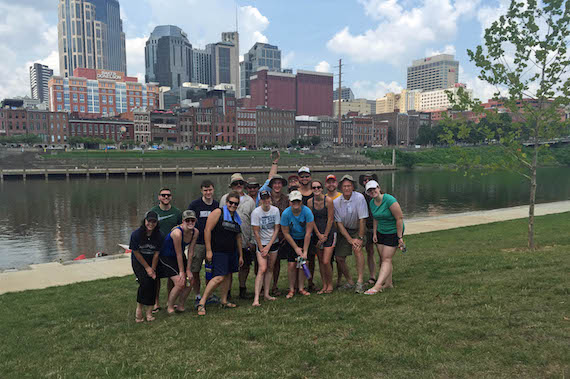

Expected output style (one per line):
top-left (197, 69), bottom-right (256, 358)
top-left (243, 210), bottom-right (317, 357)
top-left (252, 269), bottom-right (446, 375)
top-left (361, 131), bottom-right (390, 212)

top-left (297, 166), bottom-right (314, 205)
top-left (220, 173), bottom-right (256, 299)
top-left (149, 187), bottom-right (182, 313)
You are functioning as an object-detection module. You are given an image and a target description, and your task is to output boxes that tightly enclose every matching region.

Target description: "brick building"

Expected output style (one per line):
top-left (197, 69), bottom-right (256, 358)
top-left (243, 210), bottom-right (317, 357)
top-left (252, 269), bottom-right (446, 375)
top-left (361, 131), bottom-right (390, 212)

top-left (150, 110), bottom-right (179, 145)
top-left (295, 116), bottom-right (320, 139)
top-left (0, 107), bottom-right (69, 146)
top-left (69, 117), bottom-right (133, 143)
top-left (133, 109), bottom-right (151, 145)
top-left (256, 108), bottom-right (296, 147)
top-left (296, 70), bottom-right (333, 116)
top-left (48, 68), bottom-right (159, 118)
top-left (237, 108), bottom-right (257, 149)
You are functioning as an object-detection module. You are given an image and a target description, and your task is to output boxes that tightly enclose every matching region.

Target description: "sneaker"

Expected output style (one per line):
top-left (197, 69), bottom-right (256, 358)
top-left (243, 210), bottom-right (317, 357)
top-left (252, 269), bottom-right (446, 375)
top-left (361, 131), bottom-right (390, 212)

top-left (355, 282), bottom-right (365, 294)
top-left (194, 296), bottom-right (202, 308)
top-left (206, 294), bottom-right (220, 305)
top-left (340, 282), bottom-right (355, 290)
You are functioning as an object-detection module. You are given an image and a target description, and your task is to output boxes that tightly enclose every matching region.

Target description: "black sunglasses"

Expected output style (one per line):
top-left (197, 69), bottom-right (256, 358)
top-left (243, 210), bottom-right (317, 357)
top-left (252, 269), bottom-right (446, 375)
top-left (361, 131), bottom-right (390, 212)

top-left (312, 186), bottom-right (322, 190)
top-left (228, 200), bottom-right (240, 206)
top-left (232, 181), bottom-right (246, 186)
top-left (184, 218), bottom-right (196, 223)
top-left (299, 174), bottom-right (311, 178)
top-left (160, 193), bottom-right (172, 197)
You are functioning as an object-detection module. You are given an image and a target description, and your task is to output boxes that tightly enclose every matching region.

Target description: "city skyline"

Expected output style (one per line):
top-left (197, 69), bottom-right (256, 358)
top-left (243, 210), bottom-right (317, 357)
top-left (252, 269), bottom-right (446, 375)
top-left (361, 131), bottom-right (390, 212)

top-left (0, 0), bottom-right (506, 102)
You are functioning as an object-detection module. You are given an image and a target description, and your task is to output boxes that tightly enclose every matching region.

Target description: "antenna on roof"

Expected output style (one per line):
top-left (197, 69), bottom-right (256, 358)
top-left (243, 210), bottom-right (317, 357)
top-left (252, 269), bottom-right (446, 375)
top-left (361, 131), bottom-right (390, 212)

top-left (235, 3), bottom-right (238, 33)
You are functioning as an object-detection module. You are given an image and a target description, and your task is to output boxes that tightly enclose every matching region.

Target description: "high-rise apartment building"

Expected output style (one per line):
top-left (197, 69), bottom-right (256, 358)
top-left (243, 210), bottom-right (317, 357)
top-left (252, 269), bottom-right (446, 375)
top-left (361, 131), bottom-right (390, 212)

top-left (145, 25), bottom-right (193, 88)
top-left (240, 42), bottom-right (281, 98)
top-left (192, 48), bottom-right (212, 85)
top-left (30, 63), bottom-right (54, 104)
top-left (333, 87), bottom-right (355, 101)
top-left (221, 32), bottom-right (240, 96)
top-left (206, 33), bottom-right (239, 94)
top-left (57, 0), bottom-right (127, 78)
top-left (407, 54), bottom-right (459, 91)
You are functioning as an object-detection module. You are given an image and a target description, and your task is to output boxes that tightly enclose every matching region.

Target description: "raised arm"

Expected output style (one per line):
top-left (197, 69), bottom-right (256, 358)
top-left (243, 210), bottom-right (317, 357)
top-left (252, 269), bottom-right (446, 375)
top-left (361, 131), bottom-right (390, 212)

top-left (267, 151), bottom-right (280, 180)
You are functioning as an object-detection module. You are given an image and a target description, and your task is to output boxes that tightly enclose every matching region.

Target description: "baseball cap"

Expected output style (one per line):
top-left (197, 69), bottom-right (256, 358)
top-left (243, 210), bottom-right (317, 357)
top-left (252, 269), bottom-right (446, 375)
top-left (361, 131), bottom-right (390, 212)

top-left (182, 210), bottom-right (197, 220)
top-left (288, 174), bottom-right (300, 182)
top-left (145, 211), bottom-right (158, 221)
top-left (298, 166), bottom-right (310, 174)
top-left (365, 180), bottom-right (380, 192)
top-left (288, 190), bottom-right (303, 202)
top-left (325, 174), bottom-right (337, 182)
top-left (259, 190), bottom-right (270, 199)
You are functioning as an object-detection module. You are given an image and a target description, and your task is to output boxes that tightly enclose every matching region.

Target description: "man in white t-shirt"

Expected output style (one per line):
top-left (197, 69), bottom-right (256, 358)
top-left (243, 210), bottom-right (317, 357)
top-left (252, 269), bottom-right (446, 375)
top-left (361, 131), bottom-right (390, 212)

top-left (251, 190), bottom-right (281, 306)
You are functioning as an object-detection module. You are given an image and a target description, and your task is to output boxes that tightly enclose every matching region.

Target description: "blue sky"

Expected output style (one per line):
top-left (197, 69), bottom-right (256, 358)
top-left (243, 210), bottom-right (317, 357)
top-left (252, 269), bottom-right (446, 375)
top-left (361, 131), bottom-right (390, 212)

top-left (0, 0), bottom-right (510, 101)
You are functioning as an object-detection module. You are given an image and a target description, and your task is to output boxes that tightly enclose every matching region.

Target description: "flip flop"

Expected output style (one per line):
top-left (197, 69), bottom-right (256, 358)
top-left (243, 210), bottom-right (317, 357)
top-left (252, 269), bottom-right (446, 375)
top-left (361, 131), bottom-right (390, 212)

top-left (286, 290), bottom-right (295, 299)
top-left (146, 315), bottom-right (156, 322)
top-left (368, 278), bottom-right (377, 285)
top-left (221, 302), bottom-right (237, 308)
top-left (197, 304), bottom-right (206, 316)
top-left (298, 289), bottom-right (311, 296)
top-left (151, 307), bottom-right (162, 314)
top-left (364, 288), bottom-right (382, 295)
top-left (135, 316), bottom-right (144, 323)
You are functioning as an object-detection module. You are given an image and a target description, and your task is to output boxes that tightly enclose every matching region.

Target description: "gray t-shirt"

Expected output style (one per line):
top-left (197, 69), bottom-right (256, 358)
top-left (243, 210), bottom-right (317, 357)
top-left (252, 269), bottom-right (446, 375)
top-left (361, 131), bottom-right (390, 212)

top-left (251, 205), bottom-right (281, 246)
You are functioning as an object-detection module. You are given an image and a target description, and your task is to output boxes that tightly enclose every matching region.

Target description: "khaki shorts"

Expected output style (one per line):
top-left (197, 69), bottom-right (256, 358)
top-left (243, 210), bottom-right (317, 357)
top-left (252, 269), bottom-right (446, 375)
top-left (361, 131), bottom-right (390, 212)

top-left (336, 229), bottom-right (366, 257)
top-left (190, 244), bottom-right (206, 273)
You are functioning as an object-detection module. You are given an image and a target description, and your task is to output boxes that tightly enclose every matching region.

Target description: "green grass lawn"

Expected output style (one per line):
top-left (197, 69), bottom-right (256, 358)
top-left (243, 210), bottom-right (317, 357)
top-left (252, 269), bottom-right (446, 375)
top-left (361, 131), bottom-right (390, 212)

top-left (43, 149), bottom-right (306, 160)
top-left (1, 213), bottom-right (569, 378)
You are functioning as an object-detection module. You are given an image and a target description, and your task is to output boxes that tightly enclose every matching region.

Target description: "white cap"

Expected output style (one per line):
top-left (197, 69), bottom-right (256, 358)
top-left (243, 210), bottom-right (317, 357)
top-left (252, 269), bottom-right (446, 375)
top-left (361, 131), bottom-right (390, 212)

top-left (298, 166), bottom-right (310, 174)
top-left (289, 190), bottom-right (303, 202)
top-left (365, 180), bottom-right (380, 192)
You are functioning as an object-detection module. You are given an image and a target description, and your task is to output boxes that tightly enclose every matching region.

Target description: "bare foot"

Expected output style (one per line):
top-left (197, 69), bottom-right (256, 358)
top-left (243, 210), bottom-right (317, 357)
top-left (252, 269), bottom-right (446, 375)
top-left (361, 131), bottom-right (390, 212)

top-left (146, 314), bottom-right (156, 322)
top-left (382, 283), bottom-right (394, 289)
top-left (264, 296), bottom-right (276, 301)
top-left (167, 306), bottom-right (176, 315)
top-left (252, 301), bottom-right (261, 307)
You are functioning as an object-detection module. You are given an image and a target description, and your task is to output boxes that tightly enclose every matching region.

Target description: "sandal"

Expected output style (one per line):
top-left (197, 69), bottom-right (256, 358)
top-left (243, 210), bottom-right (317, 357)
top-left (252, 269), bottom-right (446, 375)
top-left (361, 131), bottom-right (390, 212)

top-left (135, 316), bottom-right (144, 323)
top-left (221, 302), bottom-right (237, 308)
top-left (271, 288), bottom-right (282, 297)
top-left (317, 288), bottom-right (326, 295)
top-left (286, 290), bottom-right (295, 299)
top-left (368, 277), bottom-right (377, 285)
top-left (151, 307), bottom-right (162, 314)
top-left (364, 288), bottom-right (382, 295)
top-left (197, 304), bottom-right (206, 316)
top-left (146, 315), bottom-right (156, 322)
top-left (298, 289), bottom-right (311, 296)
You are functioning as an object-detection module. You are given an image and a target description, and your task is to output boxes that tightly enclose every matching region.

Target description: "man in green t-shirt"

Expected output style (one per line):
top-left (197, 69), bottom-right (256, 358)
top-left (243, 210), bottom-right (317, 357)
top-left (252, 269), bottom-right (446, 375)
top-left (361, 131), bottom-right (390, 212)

top-left (149, 187), bottom-right (182, 312)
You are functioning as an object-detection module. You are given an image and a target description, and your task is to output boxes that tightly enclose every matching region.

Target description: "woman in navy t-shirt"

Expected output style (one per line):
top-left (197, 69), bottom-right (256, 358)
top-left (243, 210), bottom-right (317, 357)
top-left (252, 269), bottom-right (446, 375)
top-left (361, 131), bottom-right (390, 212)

top-left (129, 211), bottom-right (163, 323)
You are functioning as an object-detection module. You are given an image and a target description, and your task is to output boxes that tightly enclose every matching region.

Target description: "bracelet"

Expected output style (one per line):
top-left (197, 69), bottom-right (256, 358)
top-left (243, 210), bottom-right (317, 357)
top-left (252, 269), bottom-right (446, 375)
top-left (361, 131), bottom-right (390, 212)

top-left (397, 236), bottom-right (403, 239)
top-left (272, 162), bottom-right (278, 165)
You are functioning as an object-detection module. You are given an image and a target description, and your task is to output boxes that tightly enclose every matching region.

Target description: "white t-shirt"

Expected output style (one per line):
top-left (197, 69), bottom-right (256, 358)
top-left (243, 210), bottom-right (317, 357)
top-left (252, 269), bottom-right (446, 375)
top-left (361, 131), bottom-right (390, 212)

top-left (251, 205), bottom-right (281, 246)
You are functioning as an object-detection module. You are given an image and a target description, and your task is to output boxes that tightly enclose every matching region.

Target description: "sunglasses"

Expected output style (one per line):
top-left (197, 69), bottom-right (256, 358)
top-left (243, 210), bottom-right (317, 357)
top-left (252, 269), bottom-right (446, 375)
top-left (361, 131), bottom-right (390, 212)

top-left (228, 200), bottom-right (240, 206)
top-left (247, 185), bottom-right (260, 189)
top-left (184, 218), bottom-right (196, 223)
top-left (160, 193), bottom-right (172, 197)
top-left (312, 186), bottom-right (322, 190)
top-left (299, 174), bottom-right (311, 178)
top-left (232, 181), bottom-right (246, 186)
top-left (363, 178), bottom-right (372, 182)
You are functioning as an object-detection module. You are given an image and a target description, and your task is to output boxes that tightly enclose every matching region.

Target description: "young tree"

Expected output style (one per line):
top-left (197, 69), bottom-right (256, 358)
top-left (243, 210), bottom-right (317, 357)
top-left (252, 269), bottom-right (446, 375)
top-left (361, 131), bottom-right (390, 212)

top-left (441, 0), bottom-right (570, 249)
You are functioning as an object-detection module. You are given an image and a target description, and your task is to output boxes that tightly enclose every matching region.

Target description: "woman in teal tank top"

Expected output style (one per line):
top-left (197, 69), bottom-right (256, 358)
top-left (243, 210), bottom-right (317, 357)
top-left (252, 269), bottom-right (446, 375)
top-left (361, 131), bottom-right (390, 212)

top-left (363, 180), bottom-right (405, 295)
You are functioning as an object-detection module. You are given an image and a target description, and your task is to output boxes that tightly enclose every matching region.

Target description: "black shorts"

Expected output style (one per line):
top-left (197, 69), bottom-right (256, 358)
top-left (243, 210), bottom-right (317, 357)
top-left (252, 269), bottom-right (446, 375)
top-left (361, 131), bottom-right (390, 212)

top-left (212, 251), bottom-right (239, 277)
top-left (282, 239), bottom-right (305, 263)
top-left (256, 242), bottom-right (280, 253)
top-left (377, 233), bottom-right (399, 247)
top-left (311, 231), bottom-right (337, 249)
top-left (157, 255), bottom-right (188, 279)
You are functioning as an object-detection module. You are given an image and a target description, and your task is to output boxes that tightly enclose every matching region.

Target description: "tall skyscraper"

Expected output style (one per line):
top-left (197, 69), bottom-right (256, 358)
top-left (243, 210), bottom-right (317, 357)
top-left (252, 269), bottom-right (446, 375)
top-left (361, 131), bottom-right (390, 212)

top-left (207, 34), bottom-right (239, 92)
top-left (57, 0), bottom-right (127, 78)
top-left (221, 32), bottom-right (239, 96)
top-left (333, 86), bottom-right (355, 101)
top-left (145, 25), bottom-right (193, 88)
top-left (240, 42), bottom-right (281, 98)
top-left (407, 54), bottom-right (459, 91)
top-left (29, 63), bottom-right (54, 104)
top-left (192, 48), bottom-right (212, 85)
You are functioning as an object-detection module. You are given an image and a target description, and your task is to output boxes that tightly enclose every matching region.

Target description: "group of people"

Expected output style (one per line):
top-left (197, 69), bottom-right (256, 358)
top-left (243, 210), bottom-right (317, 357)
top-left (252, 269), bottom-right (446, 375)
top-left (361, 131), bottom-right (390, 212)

top-left (129, 152), bottom-right (405, 321)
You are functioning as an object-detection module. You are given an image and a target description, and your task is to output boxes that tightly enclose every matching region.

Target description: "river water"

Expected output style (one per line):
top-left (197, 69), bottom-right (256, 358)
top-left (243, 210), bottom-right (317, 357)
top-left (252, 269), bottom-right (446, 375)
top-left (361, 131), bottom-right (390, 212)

top-left (1, 167), bottom-right (569, 270)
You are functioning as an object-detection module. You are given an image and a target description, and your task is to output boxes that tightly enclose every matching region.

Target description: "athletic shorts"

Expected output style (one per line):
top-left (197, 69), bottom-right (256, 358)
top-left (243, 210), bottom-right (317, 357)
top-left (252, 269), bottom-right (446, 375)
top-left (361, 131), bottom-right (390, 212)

top-left (281, 239), bottom-right (306, 263)
top-left (242, 247), bottom-right (256, 266)
top-left (336, 229), bottom-right (366, 257)
top-left (212, 251), bottom-right (239, 277)
top-left (311, 231), bottom-right (337, 249)
top-left (190, 244), bottom-right (206, 272)
top-left (376, 232), bottom-right (399, 247)
top-left (157, 255), bottom-right (188, 279)
top-left (256, 242), bottom-right (280, 254)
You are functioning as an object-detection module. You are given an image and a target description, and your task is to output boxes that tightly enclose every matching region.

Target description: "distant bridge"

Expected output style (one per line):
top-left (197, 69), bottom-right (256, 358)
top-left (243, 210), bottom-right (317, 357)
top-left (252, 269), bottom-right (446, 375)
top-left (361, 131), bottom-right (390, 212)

top-left (522, 137), bottom-right (570, 147)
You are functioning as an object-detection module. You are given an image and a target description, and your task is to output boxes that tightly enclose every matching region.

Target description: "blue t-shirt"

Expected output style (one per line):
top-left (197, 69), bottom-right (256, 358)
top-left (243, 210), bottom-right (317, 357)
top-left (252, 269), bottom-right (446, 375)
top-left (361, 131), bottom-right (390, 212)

top-left (188, 198), bottom-right (219, 245)
top-left (280, 205), bottom-right (314, 240)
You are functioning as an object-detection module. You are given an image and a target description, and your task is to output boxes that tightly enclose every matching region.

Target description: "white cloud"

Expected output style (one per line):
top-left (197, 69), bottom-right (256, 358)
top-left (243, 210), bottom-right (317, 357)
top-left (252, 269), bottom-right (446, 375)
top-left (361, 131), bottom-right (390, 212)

top-left (282, 51), bottom-right (295, 69)
top-left (352, 80), bottom-right (403, 100)
top-left (125, 36), bottom-right (148, 79)
top-left (146, 1), bottom-right (270, 56)
top-left (0, 3), bottom-right (58, 99)
top-left (327, 0), bottom-right (480, 65)
top-left (315, 61), bottom-right (331, 73)
top-left (425, 44), bottom-right (456, 57)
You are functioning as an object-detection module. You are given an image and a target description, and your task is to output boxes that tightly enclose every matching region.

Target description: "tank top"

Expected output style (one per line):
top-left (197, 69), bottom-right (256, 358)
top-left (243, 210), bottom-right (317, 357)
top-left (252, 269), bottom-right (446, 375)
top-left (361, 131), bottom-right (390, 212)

top-left (310, 196), bottom-right (333, 234)
top-left (161, 226), bottom-right (192, 257)
top-left (211, 210), bottom-right (240, 253)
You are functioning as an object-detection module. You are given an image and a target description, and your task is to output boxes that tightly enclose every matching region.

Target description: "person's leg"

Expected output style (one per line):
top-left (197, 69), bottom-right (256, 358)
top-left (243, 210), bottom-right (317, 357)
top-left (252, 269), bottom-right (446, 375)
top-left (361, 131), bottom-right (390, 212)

top-left (238, 249), bottom-right (251, 299)
top-left (298, 268), bottom-right (308, 294)
top-left (287, 262), bottom-right (297, 298)
top-left (371, 245), bottom-right (397, 292)
top-left (307, 246), bottom-right (316, 290)
top-left (154, 279), bottom-right (162, 310)
top-left (253, 251), bottom-right (267, 306)
top-left (316, 248), bottom-right (325, 292)
top-left (199, 275), bottom-right (224, 306)
top-left (176, 281), bottom-right (193, 311)
top-left (336, 256), bottom-right (354, 285)
top-left (135, 303), bottom-right (144, 322)
top-left (190, 244), bottom-right (205, 299)
top-left (167, 278), bottom-right (174, 298)
top-left (219, 274), bottom-right (233, 305)
top-left (354, 248), bottom-right (365, 285)
top-left (272, 259), bottom-right (281, 294)
top-left (166, 275), bottom-right (184, 314)
top-left (264, 253), bottom-right (277, 300)
top-left (366, 241), bottom-right (376, 283)
top-left (320, 246), bottom-right (334, 292)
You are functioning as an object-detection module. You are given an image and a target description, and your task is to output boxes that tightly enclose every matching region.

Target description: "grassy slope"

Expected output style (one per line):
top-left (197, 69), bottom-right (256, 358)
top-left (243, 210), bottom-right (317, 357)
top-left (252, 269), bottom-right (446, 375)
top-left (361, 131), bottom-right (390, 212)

top-left (1, 213), bottom-right (569, 378)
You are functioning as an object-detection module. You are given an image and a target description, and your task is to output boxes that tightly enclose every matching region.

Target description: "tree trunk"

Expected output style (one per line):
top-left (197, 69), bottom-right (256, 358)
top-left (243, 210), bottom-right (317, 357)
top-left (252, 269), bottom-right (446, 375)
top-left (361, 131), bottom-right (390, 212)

top-left (528, 142), bottom-right (537, 250)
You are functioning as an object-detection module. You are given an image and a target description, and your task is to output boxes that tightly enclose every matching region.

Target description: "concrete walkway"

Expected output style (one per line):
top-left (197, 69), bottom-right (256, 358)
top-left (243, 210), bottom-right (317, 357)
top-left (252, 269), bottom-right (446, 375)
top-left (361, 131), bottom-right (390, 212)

top-left (1, 200), bottom-right (568, 295)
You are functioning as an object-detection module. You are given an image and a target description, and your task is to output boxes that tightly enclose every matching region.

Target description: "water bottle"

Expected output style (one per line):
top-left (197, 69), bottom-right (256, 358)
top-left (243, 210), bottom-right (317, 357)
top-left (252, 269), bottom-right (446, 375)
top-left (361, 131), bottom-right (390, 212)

top-left (205, 260), bottom-right (213, 281)
top-left (296, 257), bottom-right (311, 279)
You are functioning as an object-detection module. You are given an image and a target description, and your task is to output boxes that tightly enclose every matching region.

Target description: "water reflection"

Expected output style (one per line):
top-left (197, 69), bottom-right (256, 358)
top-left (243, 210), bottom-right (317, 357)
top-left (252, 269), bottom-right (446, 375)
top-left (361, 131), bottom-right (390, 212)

top-left (0, 167), bottom-right (569, 269)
